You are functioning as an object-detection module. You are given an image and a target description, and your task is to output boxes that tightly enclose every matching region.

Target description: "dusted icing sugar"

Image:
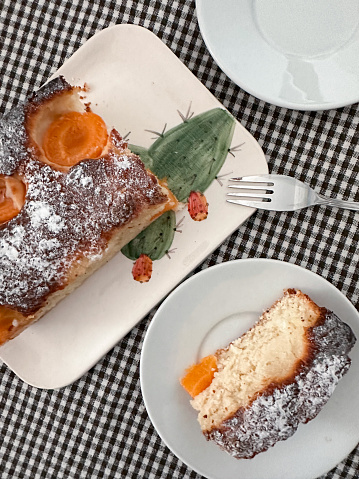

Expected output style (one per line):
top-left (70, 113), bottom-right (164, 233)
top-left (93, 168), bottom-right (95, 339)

top-left (0, 77), bottom-right (167, 315)
top-left (205, 310), bottom-right (355, 459)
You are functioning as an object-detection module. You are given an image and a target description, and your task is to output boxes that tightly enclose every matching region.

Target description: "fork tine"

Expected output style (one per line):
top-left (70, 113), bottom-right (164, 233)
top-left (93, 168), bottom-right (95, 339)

top-left (228, 183), bottom-right (273, 190)
top-left (226, 199), bottom-right (261, 208)
top-left (227, 192), bottom-right (270, 200)
top-left (230, 175), bottom-right (274, 185)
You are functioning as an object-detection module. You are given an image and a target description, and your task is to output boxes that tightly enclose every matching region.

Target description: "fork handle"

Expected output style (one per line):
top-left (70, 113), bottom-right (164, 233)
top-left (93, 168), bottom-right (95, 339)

top-left (317, 195), bottom-right (359, 211)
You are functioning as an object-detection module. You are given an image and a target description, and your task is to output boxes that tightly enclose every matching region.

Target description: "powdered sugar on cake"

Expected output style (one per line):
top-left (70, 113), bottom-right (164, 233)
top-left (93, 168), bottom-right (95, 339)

top-left (205, 310), bottom-right (355, 459)
top-left (0, 78), bottom-right (167, 315)
top-left (0, 77), bottom-right (72, 176)
top-left (0, 105), bottom-right (28, 175)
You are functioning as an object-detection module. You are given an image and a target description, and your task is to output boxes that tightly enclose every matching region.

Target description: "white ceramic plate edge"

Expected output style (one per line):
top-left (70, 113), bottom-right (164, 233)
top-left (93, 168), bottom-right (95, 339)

top-left (0, 25), bottom-right (268, 389)
top-left (140, 258), bottom-right (359, 479)
top-left (195, 1), bottom-right (359, 111)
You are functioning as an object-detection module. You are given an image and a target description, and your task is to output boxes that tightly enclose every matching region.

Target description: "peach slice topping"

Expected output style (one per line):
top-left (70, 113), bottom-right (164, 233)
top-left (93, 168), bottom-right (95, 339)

top-left (0, 175), bottom-right (26, 224)
top-left (42, 111), bottom-right (108, 168)
top-left (0, 305), bottom-right (25, 345)
top-left (180, 355), bottom-right (218, 398)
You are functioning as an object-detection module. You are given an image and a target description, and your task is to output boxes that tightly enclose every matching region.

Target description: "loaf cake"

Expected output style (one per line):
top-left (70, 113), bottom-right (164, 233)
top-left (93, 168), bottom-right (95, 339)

top-left (181, 289), bottom-right (356, 459)
top-left (0, 76), bottom-right (176, 345)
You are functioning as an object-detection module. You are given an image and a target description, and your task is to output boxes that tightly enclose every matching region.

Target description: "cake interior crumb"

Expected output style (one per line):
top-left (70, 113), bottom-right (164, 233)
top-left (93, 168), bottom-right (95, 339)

top-left (191, 292), bottom-right (321, 431)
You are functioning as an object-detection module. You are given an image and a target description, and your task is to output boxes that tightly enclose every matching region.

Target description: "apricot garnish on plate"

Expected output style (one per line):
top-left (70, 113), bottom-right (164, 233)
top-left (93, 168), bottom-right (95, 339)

top-left (42, 111), bottom-right (108, 167)
top-left (0, 175), bottom-right (26, 224)
top-left (180, 355), bottom-right (217, 398)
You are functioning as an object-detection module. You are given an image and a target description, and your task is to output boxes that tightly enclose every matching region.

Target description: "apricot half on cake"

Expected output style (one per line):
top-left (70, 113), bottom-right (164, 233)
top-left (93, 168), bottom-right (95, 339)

top-left (180, 355), bottom-right (217, 398)
top-left (0, 175), bottom-right (26, 224)
top-left (42, 111), bottom-right (108, 167)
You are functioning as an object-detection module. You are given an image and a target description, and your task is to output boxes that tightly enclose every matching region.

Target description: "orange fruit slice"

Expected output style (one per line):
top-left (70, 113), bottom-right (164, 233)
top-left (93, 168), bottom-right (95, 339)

top-left (42, 111), bottom-right (108, 167)
top-left (180, 355), bottom-right (217, 398)
top-left (0, 305), bottom-right (25, 344)
top-left (0, 175), bottom-right (26, 224)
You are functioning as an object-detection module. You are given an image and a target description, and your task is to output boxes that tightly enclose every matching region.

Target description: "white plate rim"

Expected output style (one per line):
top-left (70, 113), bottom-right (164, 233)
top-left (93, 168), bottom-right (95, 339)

top-left (140, 258), bottom-right (359, 479)
top-left (195, 0), bottom-right (359, 111)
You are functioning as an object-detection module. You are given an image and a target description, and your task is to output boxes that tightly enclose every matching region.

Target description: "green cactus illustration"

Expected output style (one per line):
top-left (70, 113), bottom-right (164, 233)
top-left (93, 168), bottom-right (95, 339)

top-left (121, 210), bottom-right (176, 261)
top-left (122, 107), bottom-right (235, 262)
top-left (130, 108), bottom-right (235, 202)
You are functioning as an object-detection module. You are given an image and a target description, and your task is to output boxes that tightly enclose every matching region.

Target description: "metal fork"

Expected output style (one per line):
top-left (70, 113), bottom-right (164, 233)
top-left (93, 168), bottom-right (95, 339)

top-left (227, 174), bottom-right (359, 211)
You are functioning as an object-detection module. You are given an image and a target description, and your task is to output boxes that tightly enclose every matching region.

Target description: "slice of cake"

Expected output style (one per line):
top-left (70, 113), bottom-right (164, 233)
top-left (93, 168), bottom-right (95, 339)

top-left (181, 289), bottom-right (356, 459)
top-left (0, 76), bottom-right (176, 345)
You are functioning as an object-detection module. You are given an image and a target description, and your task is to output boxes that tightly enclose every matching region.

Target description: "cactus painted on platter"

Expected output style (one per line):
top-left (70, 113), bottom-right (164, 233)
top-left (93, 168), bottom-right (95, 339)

top-left (122, 210), bottom-right (176, 261)
top-left (188, 191), bottom-right (208, 221)
top-left (122, 107), bottom-right (235, 264)
top-left (132, 254), bottom-right (153, 283)
top-left (130, 108), bottom-right (235, 202)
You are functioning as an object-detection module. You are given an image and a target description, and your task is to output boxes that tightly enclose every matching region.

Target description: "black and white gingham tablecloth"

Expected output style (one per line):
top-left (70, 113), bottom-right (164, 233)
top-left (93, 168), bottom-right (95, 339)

top-left (1, 1), bottom-right (359, 478)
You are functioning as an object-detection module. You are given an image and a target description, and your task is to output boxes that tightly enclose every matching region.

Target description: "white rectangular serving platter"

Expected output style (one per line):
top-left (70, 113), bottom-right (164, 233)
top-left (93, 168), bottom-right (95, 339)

top-left (0, 24), bottom-right (267, 388)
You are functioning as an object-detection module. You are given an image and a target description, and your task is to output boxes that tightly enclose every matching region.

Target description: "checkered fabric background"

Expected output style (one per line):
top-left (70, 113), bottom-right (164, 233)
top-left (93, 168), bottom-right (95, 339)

top-left (1, 1), bottom-right (359, 478)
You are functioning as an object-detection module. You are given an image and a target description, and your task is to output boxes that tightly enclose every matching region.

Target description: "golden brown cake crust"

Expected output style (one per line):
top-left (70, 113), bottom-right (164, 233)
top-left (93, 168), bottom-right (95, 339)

top-left (203, 290), bottom-right (356, 459)
top-left (0, 77), bottom-right (171, 343)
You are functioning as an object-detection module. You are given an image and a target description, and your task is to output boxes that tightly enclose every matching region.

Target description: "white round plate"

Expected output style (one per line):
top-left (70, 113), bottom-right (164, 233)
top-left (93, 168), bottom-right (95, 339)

top-left (196, 0), bottom-right (359, 110)
top-left (140, 259), bottom-right (359, 479)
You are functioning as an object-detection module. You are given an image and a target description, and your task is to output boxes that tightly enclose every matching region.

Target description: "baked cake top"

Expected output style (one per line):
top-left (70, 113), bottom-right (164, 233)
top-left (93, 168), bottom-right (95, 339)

top-left (0, 77), bottom-right (167, 315)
